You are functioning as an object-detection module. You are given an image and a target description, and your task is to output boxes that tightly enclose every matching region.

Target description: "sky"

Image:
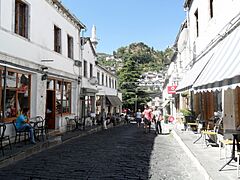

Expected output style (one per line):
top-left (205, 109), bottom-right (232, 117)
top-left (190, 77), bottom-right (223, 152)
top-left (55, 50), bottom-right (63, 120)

top-left (61, 0), bottom-right (186, 54)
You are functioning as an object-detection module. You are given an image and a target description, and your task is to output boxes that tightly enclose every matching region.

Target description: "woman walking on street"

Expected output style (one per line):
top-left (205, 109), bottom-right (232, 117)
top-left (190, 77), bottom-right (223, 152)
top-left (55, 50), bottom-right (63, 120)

top-left (142, 105), bottom-right (152, 133)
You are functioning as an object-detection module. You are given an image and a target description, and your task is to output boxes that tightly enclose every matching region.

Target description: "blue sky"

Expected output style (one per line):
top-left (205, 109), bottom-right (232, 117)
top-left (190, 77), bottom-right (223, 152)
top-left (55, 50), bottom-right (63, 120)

top-left (61, 0), bottom-right (185, 54)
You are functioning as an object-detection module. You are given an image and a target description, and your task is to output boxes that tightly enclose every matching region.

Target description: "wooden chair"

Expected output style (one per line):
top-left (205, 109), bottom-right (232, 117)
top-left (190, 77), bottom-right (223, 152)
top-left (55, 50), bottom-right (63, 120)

top-left (0, 123), bottom-right (12, 156)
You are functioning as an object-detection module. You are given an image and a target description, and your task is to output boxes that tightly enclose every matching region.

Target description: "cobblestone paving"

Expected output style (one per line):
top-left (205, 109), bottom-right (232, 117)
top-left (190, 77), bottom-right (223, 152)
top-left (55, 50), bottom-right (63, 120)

top-left (0, 124), bottom-right (204, 180)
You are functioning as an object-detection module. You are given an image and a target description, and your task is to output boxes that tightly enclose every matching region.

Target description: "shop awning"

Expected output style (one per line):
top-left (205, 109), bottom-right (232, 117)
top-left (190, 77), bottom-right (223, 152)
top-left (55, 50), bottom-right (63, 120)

top-left (193, 25), bottom-right (240, 92)
top-left (106, 95), bottom-right (122, 107)
top-left (176, 51), bottom-right (214, 92)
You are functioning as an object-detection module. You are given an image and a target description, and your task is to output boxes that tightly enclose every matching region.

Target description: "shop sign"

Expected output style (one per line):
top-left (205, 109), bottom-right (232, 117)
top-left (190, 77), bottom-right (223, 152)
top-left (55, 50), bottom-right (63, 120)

top-left (167, 85), bottom-right (177, 94)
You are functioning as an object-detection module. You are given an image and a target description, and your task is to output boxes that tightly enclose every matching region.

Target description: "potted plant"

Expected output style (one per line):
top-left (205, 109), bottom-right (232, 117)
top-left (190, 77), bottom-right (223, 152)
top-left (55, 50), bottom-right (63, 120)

top-left (164, 114), bottom-right (169, 124)
top-left (180, 108), bottom-right (193, 130)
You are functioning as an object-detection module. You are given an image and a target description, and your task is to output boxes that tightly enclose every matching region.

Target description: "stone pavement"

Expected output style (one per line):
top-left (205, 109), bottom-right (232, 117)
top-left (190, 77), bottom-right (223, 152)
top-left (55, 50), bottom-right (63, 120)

top-left (0, 121), bottom-right (237, 180)
top-left (172, 127), bottom-right (238, 180)
top-left (0, 123), bottom-right (116, 169)
top-left (0, 123), bottom-right (204, 180)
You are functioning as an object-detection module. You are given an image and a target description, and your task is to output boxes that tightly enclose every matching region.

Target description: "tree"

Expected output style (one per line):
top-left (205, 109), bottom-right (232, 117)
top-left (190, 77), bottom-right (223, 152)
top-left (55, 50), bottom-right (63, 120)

top-left (118, 55), bottom-right (140, 110)
top-left (97, 42), bottom-right (174, 110)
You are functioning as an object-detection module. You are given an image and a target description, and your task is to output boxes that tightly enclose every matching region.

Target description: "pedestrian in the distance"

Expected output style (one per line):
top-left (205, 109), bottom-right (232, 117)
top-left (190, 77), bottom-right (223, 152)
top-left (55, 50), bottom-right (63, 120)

top-left (155, 108), bottom-right (163, 135)
top-left (101, 108), bottom-right (107, 129)
top-left (135, 109), bottom-right (142, 128)
top-left (142, 105), bottom-right (152, 133)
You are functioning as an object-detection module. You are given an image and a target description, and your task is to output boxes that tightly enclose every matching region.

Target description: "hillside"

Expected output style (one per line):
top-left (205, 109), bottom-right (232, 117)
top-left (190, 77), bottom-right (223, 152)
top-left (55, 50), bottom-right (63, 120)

top-left (97, 42), bottom-right (173, 73)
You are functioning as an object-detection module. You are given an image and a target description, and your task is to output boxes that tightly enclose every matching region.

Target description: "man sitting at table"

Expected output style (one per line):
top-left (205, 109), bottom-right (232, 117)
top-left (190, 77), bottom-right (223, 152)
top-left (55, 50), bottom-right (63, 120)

top-left (16, 107), bottom-right (36, 144)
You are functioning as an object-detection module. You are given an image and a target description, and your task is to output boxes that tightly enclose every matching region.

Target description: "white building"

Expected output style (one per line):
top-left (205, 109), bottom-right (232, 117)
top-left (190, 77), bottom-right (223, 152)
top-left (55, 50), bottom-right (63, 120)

top-left (80, 26), bottom-right (122, 123)
top-left (176, 0), bottom-right (240, 130)
top-left (0, 0), bottom-right (87, 134)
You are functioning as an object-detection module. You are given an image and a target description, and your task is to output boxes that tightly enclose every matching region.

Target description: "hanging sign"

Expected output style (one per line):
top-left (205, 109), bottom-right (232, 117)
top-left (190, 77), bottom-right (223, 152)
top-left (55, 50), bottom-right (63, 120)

top-left (167, 85), bottom-right (177, 94)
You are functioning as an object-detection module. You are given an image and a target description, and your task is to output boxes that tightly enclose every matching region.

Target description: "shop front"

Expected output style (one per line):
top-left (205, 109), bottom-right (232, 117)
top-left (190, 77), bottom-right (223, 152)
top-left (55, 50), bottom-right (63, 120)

top-left (0, 66), bottom-right (31, 123)
top-left (45, 78), bottom-right (72, 129)
top-left (80, 88), bottom-right (97, 128)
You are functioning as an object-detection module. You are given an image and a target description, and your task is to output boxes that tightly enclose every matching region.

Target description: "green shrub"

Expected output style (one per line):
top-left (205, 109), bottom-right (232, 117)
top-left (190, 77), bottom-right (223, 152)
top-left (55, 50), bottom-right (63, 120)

top-left (180, 108), bottom-right (192, 116)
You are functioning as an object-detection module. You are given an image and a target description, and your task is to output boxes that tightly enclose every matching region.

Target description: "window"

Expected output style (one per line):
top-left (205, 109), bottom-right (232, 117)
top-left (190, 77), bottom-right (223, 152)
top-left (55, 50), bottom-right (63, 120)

top-left (194, 9), bottom-right (199, 37)
top-left (55, 80), bottom-right (62, 115)
top-left (106, 76), bottom-right (108, 87)
top-left (46, 79), bottom-right (71, 115)
top-left (67, 35), bottom-right (74, 59)
top-left (90, 63), bottom-right (93, 78)
top-left (54, 25), bottom-right (61, 53)
top-left (109, 77), bottom-right (111, 88)
top-left (1, 70), bottom-right (30, 121)
top-left (210, 0), bottom-right (213, 18)
top-left (83, 60), bottom-right (87, 77)
top-left (97, 72), bottom-right (100, 85)
top-left (115, 80), bottom-right (117, 89)
top-left (102, 73), bottom-right (104, 86)
top-left (15, 0), bottom-right (29, 38)
top-left (62, 82), bottom-right (71, 113)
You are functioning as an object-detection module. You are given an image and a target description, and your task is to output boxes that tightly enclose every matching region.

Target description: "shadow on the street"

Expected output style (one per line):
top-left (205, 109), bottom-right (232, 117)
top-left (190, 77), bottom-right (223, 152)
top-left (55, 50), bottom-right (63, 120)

top-left (0, 123), bottom-right (157, 179)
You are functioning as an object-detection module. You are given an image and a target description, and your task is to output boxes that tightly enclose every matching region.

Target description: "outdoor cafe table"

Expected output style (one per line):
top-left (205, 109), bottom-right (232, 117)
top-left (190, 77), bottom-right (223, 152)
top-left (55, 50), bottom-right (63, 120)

top-left (219, 129), bottom-right (240, 171)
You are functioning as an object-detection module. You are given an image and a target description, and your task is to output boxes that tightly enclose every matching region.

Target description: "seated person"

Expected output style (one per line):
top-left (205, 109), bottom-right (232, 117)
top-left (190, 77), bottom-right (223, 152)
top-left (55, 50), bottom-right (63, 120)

top-left (16, 108), bottom-right (36, 144)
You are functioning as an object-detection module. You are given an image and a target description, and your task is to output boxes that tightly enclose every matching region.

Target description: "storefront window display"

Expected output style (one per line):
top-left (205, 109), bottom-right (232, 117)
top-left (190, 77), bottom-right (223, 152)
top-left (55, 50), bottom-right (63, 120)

top-left (62, 82), bottom-right (71, 113)
top-left (1, 69), bottom-right (30, 121)
top-left (50, 79), bottom-right (71, 115)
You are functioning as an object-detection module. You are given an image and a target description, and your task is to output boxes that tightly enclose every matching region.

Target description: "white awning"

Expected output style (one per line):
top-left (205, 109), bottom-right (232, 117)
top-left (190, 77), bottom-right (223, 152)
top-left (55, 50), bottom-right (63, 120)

top-left (176, 51), bottom-right (214, 92)
top-left (193, 24), bottom-right (240, 92)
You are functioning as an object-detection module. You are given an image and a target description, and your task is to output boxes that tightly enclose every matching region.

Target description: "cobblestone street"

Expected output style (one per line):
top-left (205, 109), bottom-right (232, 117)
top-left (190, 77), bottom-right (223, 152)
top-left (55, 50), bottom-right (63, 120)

top-left (0, 124), bottom-right (204, 180)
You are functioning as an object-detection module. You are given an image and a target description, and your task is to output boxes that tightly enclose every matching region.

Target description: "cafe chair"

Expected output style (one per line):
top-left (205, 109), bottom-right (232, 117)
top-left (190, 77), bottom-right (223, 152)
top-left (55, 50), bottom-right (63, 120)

top-left (12, 120), bottom-right (29, 144)
top-left (219, 138), bottom-right (233, 160)
top-left (187, 114), bottom-right (201, 132)
top-left (201, 118), bottom-right (223, 147)
top-left (0, 123), bottom-right (12, 156)
top-left (74, 116), bottom-right (83, 130)
top-left (65, 117), bottom-right (75, 131)
top-left (33, 116), bottom-right (47, 141)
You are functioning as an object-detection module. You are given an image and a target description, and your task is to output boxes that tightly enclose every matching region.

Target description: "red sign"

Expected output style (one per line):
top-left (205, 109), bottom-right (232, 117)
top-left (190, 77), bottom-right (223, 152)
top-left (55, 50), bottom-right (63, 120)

top-left (167, 86), bottom-right (177, 94)
top-left (168, 116), bottom-right (175, 122)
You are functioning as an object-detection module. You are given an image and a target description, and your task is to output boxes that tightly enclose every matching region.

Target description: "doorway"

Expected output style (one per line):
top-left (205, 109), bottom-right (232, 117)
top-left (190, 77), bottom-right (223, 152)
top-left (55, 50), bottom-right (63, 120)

top-left (46, 90), bottom-right (55, 129)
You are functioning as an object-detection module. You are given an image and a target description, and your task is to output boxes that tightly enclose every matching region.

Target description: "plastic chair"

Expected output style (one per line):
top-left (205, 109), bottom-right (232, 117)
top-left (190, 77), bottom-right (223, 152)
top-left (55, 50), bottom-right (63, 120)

top-left (0, 123), bottom-right (12, 156)
top-left (12, 120), bottom-right (29, 144)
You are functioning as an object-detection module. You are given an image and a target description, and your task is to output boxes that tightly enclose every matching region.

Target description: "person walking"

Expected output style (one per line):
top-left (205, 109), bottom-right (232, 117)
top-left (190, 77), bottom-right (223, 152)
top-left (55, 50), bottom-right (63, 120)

top-left (142, 105), bottom-right (152, 133)
top-left (101, 108), bottom-right (107, 129)
top-left (135, 109), bottom-right (142, 128)
top-left (155, 108), bottom-right (163, 135)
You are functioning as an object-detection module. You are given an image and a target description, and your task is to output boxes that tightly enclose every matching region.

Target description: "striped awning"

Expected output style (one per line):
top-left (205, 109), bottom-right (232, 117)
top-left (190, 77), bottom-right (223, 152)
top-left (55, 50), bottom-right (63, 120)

top-left (176, 51), bottom-right (214, 92)
top-left (193, 24), bottom-right (240, 92)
